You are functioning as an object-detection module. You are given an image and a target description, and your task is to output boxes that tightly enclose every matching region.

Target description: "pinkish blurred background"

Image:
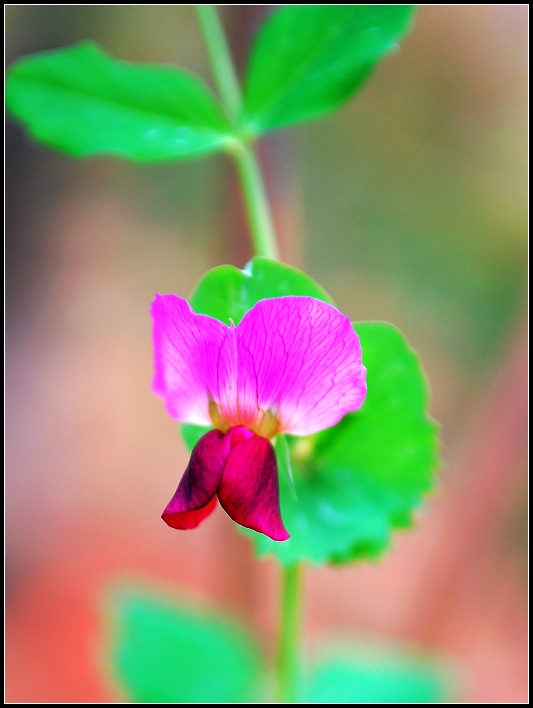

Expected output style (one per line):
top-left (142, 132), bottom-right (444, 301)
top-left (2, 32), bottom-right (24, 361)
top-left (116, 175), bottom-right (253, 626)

top-left (6, 5), bottom-right (527, 703)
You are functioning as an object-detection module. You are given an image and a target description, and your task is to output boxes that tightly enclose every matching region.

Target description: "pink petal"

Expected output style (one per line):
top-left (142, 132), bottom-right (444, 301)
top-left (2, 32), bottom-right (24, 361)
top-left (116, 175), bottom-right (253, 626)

top-left (161, 429), bottom-right (229, 530)
top-left (217, 431), bottom-right (290, 542)
top-left (234, 297), bottom-right (367, 435)
top-left (151, 294), bottom-right (237, 426)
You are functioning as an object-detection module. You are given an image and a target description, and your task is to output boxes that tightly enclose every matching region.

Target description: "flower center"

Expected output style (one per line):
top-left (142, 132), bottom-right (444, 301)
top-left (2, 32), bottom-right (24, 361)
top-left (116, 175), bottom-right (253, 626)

top-left (254, 408), bottom-right (281, 439)
top-left (208, 399), bottom-right (280, 439)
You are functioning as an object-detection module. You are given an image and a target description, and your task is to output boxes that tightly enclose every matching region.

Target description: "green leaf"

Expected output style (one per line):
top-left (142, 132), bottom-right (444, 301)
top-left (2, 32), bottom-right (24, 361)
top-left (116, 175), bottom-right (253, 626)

top-left (300, 642), bottom-right (452, 703)
top-left (103, 584), bottom-right (262, 702)
top-left (181, 422), bottom-right (211, 451)
top-left (248, 322), bottom-right (439, 566)
top-left (189, 255), bottom-right (334, 325)
top-left (6, 41), bottom-right (236, 162)
top-left (243, 6), bottom-right (417, 134)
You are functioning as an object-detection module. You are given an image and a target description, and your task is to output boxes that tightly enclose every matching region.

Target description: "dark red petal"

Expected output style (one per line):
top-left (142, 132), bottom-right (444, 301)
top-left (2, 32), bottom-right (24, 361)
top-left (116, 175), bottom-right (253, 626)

top-left (217, 433), bottom-right (290, 542)
top-left (163, 496), bottom-right (218, 530)
top-left (161, 429), bottom-right (229, 531)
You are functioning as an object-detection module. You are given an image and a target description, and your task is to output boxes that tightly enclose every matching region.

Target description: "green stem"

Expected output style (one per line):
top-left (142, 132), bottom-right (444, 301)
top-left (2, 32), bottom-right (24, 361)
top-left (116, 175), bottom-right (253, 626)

top-left (196, 4), bottom-right (294, 700)
top-left (195, 5), bottom-right (241, 121)
top-left (276, 563), bottom-right (303, 702)
top-left (195, 4), bottom-right (279, 260)
top-left (232, 144), bottom-right (279, 260)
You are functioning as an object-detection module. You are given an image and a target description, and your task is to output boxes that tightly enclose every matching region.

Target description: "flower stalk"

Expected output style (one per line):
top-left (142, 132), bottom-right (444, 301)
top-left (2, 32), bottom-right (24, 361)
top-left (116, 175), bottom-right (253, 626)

top-left (276, 563), bottom-right (303, 702)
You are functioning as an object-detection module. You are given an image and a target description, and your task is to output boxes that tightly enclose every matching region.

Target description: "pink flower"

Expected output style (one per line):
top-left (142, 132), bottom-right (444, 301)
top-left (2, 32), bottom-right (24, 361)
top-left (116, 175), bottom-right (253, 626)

top-left (151, 295), bottom-right (367, 541)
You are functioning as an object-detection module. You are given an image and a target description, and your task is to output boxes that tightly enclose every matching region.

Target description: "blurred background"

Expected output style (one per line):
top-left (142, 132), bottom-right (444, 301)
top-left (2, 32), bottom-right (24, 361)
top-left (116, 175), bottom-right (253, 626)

top-left (6, 5), bottom-right (527, 702)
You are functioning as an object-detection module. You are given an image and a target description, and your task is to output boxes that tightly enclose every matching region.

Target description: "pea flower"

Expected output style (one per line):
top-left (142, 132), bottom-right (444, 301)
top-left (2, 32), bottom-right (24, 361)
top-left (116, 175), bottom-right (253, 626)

top-left (151, 295), bottom-right (367, 541)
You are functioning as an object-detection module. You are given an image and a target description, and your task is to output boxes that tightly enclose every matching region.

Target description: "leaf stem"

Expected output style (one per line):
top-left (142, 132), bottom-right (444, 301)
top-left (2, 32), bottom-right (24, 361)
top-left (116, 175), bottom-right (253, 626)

top-left (195, 4), bottom-right (279, 260)
top-left (276, 563), bottom-right (303, 702)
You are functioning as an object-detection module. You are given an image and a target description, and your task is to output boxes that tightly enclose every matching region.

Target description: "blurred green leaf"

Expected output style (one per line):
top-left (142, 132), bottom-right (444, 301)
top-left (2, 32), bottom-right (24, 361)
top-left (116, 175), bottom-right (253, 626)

top-left (243, 6), bottom-right (416, 134)
top-left (300, 644), bottom-right (451, 703)
top-left (105, 585), bottom-right (261, 702)
top-left (6, 41), bottom-right (235, 162)
top-left (189, 255), bottom-right (333, 324)
top-left (251, 322), bottom-right (439, 565)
